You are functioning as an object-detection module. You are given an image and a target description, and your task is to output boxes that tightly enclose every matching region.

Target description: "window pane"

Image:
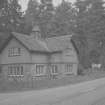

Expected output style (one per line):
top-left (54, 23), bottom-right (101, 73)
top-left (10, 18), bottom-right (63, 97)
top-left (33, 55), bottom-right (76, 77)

top-left (8, 66), bottom-right (13, 75)
top-left (17, 66), bottom-right (20, 75)
top-left (18, 48), bottom-right (21, 55)
top-left (8, 65), bottom-right (24, 76)
top-left (65, 64), bottom-right (73, 72)
top-left (8, 48), bottom-right (21, 57)
top-left (10, 67), bottom-right (13, 75)
top-left (21, 66), bottom-right (23, 75)
top-left (36, 65), bottom-right (39, 74)
top-left (8, 67), bottom-right (10, 75)
top-left (55, 65), bottom-right (58, 73)
top-left (14, 48), bottom-right (18, 56)
top-left (0, 67), bottom-right (2, 74)
top-left (36, 65), bottom-right (44, 75)
top-left (52, 65), bottom-right (54, 73)
top-left (40, 65), bottom-right (44, 73)
top-left (11, 48), bottom-right (13, 56)
top-left (51, 65), bottom-right (58, 73)
top-left (14, 66), bottom-right (16, 75)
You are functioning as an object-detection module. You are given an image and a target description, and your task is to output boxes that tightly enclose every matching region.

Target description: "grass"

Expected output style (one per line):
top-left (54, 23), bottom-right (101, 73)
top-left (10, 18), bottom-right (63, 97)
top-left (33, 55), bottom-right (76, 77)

top-left (0, 71), bottom-right (105, 93)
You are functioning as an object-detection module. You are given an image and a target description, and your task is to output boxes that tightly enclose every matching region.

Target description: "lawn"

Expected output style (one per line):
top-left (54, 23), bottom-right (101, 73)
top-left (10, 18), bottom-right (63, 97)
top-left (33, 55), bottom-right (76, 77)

top-left (0, 71), bottom-right (105, 93)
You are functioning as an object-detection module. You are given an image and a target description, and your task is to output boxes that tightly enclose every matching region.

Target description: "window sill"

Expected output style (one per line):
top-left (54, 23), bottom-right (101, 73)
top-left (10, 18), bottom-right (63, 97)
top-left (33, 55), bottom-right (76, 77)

top-left (8, 55), bottom-right (21, 57)
top-left (8, 75), bottom-right (24, 77)
top-left (51, 73), bottom-right (59, 75)
top-left (34, 74), bottom-right (46, 76)
top-left (64, 72), bottom-right (73, 75)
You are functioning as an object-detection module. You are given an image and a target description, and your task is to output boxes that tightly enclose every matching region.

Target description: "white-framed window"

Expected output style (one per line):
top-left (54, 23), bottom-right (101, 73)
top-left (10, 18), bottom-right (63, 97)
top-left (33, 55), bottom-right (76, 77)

top-left (8, 47), bottom-right (21, 57)
top-left (8, 65), bottom-right (24, 76)
top-left (51, 65), bottom-right (58, 74)
top-left (65, 64), bottom-right (73, 73)
top-left (36, 65), bottom-right (44, 75)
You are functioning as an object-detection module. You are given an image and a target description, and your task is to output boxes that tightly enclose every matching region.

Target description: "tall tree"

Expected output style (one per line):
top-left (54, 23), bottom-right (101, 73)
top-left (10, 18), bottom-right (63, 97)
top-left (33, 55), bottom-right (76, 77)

top-left (48, 0), bottom-right (75, 36)
top-left (0, 0), bottom-right (23, 32)
top-left (74, 0), bottom-right (105, 67)
top-left (0, 0), bottom-right (7, 9)
top-left (24, 0), bottom-right (54, 36)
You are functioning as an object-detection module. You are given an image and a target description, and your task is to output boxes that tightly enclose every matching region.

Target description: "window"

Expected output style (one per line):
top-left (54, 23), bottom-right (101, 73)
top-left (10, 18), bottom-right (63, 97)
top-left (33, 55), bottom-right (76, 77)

top-left (36, 65), bottom-right (44, 75)
top-left (65, 64), bottom-right (73, 73)
top-left (51, 65), bottom-right (58, 74)
top-left (0, 66), bottom-right (2, 73)
top-left (8, 65), bottom-right (24, 76)
top-left (8, 47), bottom-right (21, 57)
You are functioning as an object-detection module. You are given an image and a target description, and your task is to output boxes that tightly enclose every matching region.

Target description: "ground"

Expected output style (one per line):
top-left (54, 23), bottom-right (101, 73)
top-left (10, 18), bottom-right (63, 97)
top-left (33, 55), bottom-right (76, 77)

top-left (0, 77), bottom-right (105, 105)
top-left (0, 71), bottom-right (105, 92)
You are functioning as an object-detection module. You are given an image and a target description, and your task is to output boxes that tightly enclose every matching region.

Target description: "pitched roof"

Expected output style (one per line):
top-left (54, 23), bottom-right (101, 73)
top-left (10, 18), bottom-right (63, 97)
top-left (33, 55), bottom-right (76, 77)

top-left (0, 32), bottom-right (78, 54)
top-left (45, 35), bottom-right (73, 52)
top-left (12, 32), bottom-right (50, 52)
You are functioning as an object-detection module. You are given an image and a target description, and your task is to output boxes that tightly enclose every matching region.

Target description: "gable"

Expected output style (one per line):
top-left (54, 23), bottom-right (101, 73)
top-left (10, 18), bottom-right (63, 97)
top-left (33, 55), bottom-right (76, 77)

top-left (45, 35), bottom-right (79, 54)
top-left (0, 35), bottom-right (28, 54)
top-left (0, 38), bottom-right (31, 64)
top-left (62, 48), bottom-right (78, 63)
top-left (0, 32), bottom-right (79, 55)
top-left (12, 32), bottom-right (50, 52)
top-left (4, 38), bottom-right (27, 51)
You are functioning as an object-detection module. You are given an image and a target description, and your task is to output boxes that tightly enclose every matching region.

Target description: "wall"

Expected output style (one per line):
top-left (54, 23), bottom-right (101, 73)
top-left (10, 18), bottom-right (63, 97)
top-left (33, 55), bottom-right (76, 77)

top-left (50, 42), bottom-right (79, 76)
top-left (0, 38), bottom-right (33, 81)
top-left (31, 53), bottom-right (48, 63)
top-left (0, 37), bottom-right (79, 81)
top-left (1, 38), bottom-right (31, 64)
top-left (30, 53), bottom-right (49, 78)
top-left (62, 44), bottom-right (79, 75)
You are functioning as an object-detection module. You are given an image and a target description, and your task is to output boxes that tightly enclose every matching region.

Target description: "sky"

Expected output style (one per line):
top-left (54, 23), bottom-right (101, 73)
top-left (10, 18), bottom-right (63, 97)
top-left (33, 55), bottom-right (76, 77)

top-left (19, 0), bottom-right (76, 11)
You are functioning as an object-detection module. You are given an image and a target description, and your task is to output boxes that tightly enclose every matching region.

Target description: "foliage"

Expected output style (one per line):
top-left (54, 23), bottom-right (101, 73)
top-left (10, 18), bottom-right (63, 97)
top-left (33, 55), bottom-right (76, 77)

top-left (74, 0), bottom-right (105, 67)
top-left (0, 0), bottom-right (23, 32)
top-left (1, 0), bottom-right (105, 69)
top-left (24, 0), bottom-right (54, 36)
top-left (47, 0), bottom-right (75, 36)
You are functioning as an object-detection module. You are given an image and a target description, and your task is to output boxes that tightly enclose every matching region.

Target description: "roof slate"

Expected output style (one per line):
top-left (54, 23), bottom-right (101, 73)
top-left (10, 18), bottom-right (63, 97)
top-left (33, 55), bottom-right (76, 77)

top-left (45, 35), bottom-right (72, 52)
top-left (2, 32), bottom-right (74, 53)
top-left (12, 32), bottom-right (50, 52)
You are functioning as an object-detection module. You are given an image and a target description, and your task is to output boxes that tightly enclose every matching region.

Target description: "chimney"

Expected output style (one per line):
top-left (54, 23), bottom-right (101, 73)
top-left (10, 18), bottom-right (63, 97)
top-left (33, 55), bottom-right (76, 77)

top-left (30, 25), bottom-right (41, 40)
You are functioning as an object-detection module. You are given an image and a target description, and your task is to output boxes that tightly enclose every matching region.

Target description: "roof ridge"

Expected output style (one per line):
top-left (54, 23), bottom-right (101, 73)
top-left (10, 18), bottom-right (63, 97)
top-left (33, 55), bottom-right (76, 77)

top-left (46, 34), bottom-right (72, 40)
top-left (11, 32), bottom-right (77, 53)
top-left (12, 32), bottom-right (50, 52)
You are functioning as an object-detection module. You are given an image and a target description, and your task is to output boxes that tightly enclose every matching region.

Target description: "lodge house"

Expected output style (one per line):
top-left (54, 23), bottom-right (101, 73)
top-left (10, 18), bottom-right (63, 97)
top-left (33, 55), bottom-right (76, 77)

top-left (0, 25), bottom-right (79, 81)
